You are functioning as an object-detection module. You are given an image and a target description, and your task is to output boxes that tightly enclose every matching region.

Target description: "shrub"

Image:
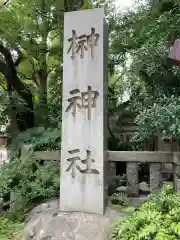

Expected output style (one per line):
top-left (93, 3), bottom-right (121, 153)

top-left (0, 152), bottom-right (59, 219)
top-left (111, 185), bottom-right (180, 240)
top-left (110, 192), bottom-right (127, 206)
top-left (0, 217), bottom-right (22, 240)
top-left (9, 126), bottom-right (61, 159)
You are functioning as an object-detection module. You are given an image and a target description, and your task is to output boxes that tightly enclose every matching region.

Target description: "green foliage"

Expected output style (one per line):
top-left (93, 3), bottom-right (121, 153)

top-left (109, 174), bottom-right (127, 205)
top-left (9, 126), bottom-right (61, 159)
top-left (111, 185), bottom-right (180, 240)
top-left (131, 95), bottom-right (180, 147)
top-left (0, 0), bottom-right (65, 133)
top-left (110, 192), bottom-right (127, 206)
top-left (108, 0), bottom-right (180, 146)
top-left (0, 217), bottom-right (22, 240)
top-left (80, 0), bottom-right (94, 10)
top-left (0, 153), bottom-right (59, 219)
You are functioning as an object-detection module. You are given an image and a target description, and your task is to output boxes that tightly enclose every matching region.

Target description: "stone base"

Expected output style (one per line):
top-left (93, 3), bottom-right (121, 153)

top-left (24, 199), bottom-right (130, 240)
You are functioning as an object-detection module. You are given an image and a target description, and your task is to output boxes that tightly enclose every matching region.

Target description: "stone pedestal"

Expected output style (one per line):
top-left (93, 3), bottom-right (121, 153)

top-left (60, 8), bottom-right (108, 215)
top-left (24, 199), bottom-right (130, 240)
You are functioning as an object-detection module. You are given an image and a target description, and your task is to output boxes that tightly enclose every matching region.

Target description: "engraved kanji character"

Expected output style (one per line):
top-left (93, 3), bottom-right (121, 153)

top-left (67, 30), bottom-right (78, 60)
top-left (67, 28), bottom-right (100, 59)
top-left (65, 89), bottom-right (82, 118)
top-left (67, 30), bottom-right (88, 59)
top-left (66, 86), bottom-right (99, 120)
top-left (76, 34), bottom-right (88, 59)
top-left (87, 27), bottom-right (99, 59)
top-left (81, 150), bottom-right (99, 174)
top-left (65, 149), bottom-right (99, 178)
top-left (81, 86), bottom-right (99, 120)
top-left (65, 149), bottom-right (82, 178)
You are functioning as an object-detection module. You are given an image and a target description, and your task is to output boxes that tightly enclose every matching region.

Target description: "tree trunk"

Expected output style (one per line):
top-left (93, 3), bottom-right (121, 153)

top-left (39, 68), bottom-right (47, 105)
top-left (0, 44), bottom-right (34, 132)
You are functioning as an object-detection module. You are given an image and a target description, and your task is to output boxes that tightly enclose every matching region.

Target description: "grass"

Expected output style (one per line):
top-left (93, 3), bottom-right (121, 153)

top-left (0, 217), bottom-right (23, 240)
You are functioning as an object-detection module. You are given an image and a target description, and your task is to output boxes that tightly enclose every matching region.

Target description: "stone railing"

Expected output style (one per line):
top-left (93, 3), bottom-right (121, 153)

top-left (28, 150), bottom-right (180, 196)
top-left (108, 151), bottom-right (174, 196)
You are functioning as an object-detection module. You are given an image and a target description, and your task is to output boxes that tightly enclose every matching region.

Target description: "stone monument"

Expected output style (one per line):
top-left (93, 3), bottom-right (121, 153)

top-left (60, 8), bottom-right (108, 215)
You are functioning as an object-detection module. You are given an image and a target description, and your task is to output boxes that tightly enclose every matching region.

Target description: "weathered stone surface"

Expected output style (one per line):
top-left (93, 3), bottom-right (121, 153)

top-left (0, 147), bottom-right (8, 165)
top-left (116, 182), bottom-right (150, 195)
top-left (116, 186), bottom-right (127, 193)
top-left (126, 162), bottom-right (139, 197)
top-left (150, 163), bottom-right (163, 193)
top-left (108, 162), bottom-right (116, 195)
top-left (139, 182), bottom-right (150, 193)
top-left (173, 153), bottom-right (180, 192)
top-left (21, 144), bottom-right (34, 156)
top-left (176, 179), bottom-right (180, 192)
top-left (60, 8), bottom-right (108, 215)
top-left (29, 229), bottom-right (36, 238)
top-left (173, 164), bottom-right (180, 191)
top-left (168, 39), bottom-right (180, 66)
top-left (126, 195), bottom-right (149, 207)
top-left (162, 163), bottom-right (173, 174)
top-left (10, 191), bottom-right (17, 211)
top-left (24, 199), bottom-right (129, 240)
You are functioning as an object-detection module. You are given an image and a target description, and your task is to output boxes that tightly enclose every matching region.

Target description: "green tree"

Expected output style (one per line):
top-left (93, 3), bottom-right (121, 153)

top-left (109, 0), bottom-right (180, 148)
top-left (0, 0), bottom-right (89, 134)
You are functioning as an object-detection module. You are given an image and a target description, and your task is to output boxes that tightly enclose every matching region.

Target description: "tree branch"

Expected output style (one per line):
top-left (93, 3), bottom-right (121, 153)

top-left (0, 43), bottom-right (34, 130)
top-left (29, 59), bottom-right (40, 87)
top-left (47, 67), bottom-right (55, 76)
top-left (0, 44), bottom-right (31, 98)
top-left (34, 7), bottom-right (54, 21)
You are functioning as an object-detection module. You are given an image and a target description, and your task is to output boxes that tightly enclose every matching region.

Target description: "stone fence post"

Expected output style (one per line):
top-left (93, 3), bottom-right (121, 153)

top-left (108, 162), bottom-right (116, 195)
top-left (150, 163), bottom-right (163, 193)
top-left (126, 162), bottom-right (139, 197)
top-left (21, 144), bottom-right (34, 157)
top-left (173, 153), bottom-right (180, 192)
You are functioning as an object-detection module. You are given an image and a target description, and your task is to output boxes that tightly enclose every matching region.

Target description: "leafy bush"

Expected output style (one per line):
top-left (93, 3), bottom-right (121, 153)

top-left (112, 185), bottom-right (180, 240)
top-left (9, 126), bottom-right (61, 159)
top-left (110, 192), bottom-right (127, 206)
top-left (0, 217), bottom-right (22, 240)
top-left (131, 95), bottom-right (180, 149)
top-left (0, 153), bottom-right (59, 219)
